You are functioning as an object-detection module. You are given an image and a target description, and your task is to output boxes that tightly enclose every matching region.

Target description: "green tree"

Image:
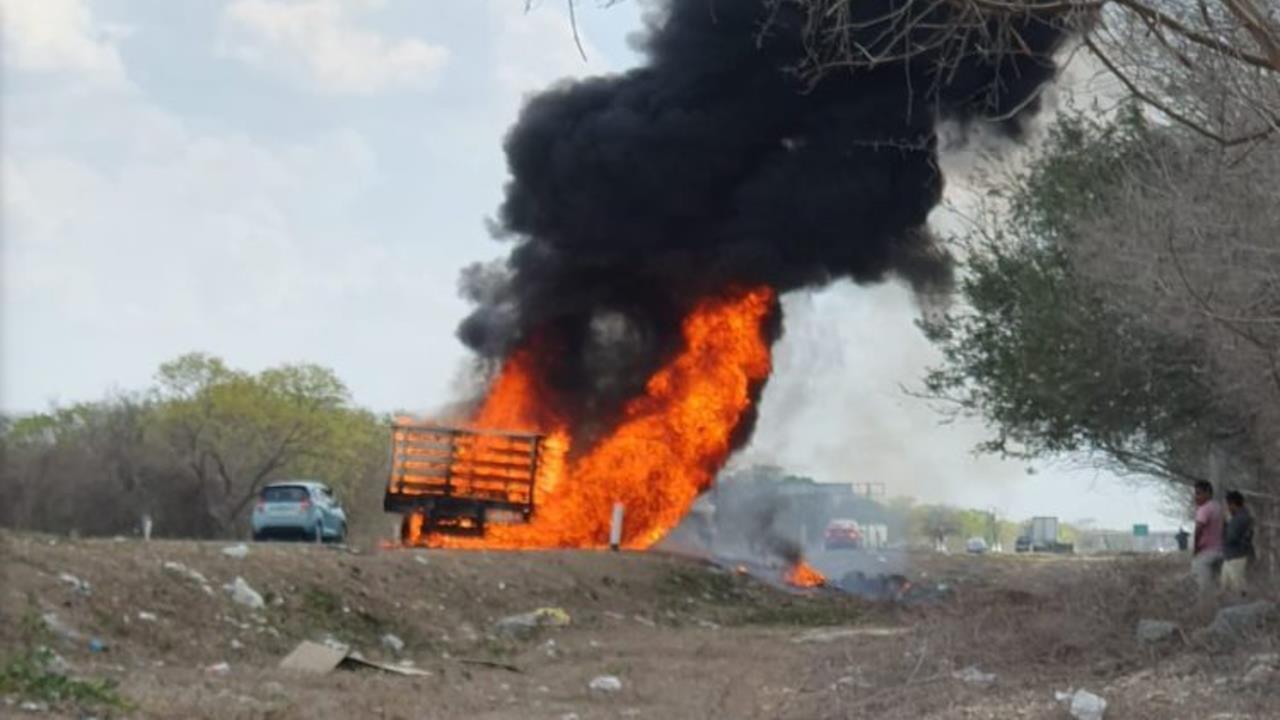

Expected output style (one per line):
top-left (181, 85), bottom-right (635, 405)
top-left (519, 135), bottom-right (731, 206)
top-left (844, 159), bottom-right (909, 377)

top-left (147, 353), bottom-right (383, 534)
top-left (919, 109), bottom-right (1230, 486)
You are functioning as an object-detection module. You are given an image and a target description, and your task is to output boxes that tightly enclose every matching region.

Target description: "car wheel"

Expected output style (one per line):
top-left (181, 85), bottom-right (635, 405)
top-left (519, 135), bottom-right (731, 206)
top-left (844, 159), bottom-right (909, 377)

top-left (252, 531), bottom-right (263, 542)
top-left (314, 522), bottom-right (324, 544)
top-left (336, 522), bottom-right (347, 545)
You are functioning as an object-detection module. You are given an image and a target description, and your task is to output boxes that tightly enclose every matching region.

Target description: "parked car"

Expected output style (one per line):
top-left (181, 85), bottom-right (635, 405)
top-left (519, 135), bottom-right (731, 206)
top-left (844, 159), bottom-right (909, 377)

top-left (251, 481), bottom-right (347, 543)
top-left (965, 537), bottom-right (989, 554)
top-left (823, 519), bottom-right (863, 550)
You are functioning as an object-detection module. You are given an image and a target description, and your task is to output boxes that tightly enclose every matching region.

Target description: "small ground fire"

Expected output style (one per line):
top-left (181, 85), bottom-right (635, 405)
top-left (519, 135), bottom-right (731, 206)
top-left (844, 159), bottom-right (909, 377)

top-left (405, 286), bottom-right (776, 550)
top-left (785, 560), bottom-right (827, 589)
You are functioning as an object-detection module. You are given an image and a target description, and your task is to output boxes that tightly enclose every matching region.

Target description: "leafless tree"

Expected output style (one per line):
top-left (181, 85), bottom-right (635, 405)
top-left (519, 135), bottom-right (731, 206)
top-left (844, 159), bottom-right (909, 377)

top-left (1059, 102), bottom-right (1280, 567)
top-left (787, 0), bottom-right (1280, 144)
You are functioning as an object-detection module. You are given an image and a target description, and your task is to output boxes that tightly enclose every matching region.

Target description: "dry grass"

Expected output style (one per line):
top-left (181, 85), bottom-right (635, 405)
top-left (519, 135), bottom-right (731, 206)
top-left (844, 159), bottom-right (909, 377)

top-left (3, 532), bottom-right (1277, 719)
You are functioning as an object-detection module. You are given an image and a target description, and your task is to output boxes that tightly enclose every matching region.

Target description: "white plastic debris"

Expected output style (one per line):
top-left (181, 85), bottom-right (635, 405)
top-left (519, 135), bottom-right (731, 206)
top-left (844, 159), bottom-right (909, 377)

top-left (381, 633), bottom-right (406, 654)
top-left (952, 665), bottom-right (996, 686)
top-left (589, 675), bottom-right (623, 692)
top-left (41, 612), bottom-right (83, 642)
top-left (137, 611), bottom-right (158, 622)
top-left (163, 561), bottom-right (214, 595)
top-left (206, 662), bottom-right (231, 674)
top-left (320, 634), bottom-right (350, 653)
top-left (495, 607), bottom-right (572, 638)
top-left (1056, 689), bottom-right (1107, 720)
top-left (221, 543), bottom-right (251, 559)
top-left (58, 572), bottom-right (91, 596)
top-left (224, 577), bottom-right (265, 609)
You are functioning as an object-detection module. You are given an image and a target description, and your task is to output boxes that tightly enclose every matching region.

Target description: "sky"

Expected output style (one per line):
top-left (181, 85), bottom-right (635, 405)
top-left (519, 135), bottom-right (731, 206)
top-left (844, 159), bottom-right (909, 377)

top-left (1, 0), bottom-right (1178, 530)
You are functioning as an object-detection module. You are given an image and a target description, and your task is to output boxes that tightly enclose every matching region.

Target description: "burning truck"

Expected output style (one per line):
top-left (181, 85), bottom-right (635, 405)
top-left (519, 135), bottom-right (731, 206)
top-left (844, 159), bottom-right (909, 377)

top-left (390, 0), bottom-right (1067, 587)
top-left (385, 421), bottom-right (548, 540)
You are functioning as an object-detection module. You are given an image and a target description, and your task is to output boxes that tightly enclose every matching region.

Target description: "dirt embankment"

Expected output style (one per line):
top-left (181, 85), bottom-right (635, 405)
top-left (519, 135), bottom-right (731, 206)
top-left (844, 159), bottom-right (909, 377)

top-left (2, 532), bottom-right (1277, 719)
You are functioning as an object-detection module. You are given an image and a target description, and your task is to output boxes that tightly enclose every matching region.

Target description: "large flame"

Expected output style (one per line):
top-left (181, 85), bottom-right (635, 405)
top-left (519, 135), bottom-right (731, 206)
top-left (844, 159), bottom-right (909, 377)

top-left (410, 286), bottom-right (775, 549)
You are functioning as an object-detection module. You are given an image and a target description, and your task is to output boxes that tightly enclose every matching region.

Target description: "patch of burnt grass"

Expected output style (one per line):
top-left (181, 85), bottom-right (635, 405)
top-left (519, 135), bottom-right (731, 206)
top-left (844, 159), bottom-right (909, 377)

top-left (729, 594), bottom-right (865, 627)
top-left (657, 565), bottom-right (753, 605)
top-left (656, 565), bottom-right (865, 627)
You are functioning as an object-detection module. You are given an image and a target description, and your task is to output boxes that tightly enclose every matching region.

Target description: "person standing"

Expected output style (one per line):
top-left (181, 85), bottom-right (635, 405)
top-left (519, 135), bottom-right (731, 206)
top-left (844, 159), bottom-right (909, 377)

top-left (1191, 480), bottom-right (1225, 593)
top-left (1222, 490), bottom-right (1255, 596)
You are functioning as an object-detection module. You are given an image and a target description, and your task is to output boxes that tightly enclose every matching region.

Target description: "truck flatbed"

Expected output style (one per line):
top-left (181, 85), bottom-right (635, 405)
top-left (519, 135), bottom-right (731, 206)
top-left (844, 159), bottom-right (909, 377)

top-left (385, 421), bottom-right (546, 538)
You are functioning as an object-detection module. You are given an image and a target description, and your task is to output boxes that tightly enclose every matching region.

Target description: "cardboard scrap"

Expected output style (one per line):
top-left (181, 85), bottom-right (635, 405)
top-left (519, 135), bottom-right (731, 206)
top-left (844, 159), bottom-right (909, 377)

top-left (279, 641), bottom-right (431, 676)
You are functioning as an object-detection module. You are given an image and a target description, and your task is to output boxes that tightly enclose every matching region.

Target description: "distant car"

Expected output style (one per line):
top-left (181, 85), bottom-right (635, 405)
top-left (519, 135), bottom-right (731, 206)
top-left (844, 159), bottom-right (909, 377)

top-left (824, 519), bottom-right (863, 550)
top-left (1014, 536), bottom-right (1032, 553)
top-left (965, 537), bottom-right (989, 554)
top-left (251, 481), bottom-right (347, 543)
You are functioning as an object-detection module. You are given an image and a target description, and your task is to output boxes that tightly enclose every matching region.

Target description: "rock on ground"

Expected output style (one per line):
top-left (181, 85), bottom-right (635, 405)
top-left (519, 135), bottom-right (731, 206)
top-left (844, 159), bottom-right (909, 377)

top-left (1205, 601), bottom-right (1276, 646)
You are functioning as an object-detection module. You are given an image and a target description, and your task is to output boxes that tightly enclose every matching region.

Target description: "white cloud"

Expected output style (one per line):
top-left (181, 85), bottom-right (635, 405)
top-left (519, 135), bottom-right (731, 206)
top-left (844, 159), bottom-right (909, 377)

top-left (491, 2), bottom-right (600, 99)
top-left (0, 0), bottom-right (129, 88)
top-left (220, 0), bottom-right (449, 94)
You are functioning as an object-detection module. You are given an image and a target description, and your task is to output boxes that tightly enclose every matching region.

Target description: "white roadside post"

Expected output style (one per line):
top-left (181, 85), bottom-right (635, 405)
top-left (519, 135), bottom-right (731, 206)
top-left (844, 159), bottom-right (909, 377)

top-left (142, 514), bottom-right (153, 541)
top-left (609, 503), bottom-right (625, 551)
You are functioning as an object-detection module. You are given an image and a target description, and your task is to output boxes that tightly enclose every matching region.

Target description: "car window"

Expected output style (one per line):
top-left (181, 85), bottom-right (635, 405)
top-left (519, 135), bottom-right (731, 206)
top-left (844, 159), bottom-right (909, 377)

top-left (261, 486), bottom-right (309, 502)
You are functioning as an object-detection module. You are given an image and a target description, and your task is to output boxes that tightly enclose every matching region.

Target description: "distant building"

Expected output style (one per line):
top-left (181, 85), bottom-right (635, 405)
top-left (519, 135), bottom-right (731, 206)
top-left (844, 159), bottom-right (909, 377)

top-left (1075, 530), bottom-right (1181, 554)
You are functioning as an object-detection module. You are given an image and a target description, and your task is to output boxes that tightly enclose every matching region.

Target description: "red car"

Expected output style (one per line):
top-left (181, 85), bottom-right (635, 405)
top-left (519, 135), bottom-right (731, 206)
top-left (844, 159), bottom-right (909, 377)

top-left (824, 519), bottom-right (863, 550)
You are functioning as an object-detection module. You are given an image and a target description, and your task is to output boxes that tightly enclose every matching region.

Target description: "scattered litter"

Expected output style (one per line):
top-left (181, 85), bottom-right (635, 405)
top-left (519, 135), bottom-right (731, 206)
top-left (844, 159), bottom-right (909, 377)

top-left (19, 701), bottom-right (48, 713)
top-left (137, 611), bottom-right (158, 622)
top-left (41, 612), bottom-right (83, 642)
top-left (320, 634), bottom-right (350, 653)
top-left (413, 555), bottom-right (430, 566)
top-left (1056, 689), bottom-right (1107, 720)
top-left (163, 561), bottom-right (214, 595)
top-left (632, 614), bottom-right (656, 628)
top-left (58, 572), bottom-right (91, 596)
top-left (792, 627), bottom-right (910, 643)
top-left (40, 651), bottom-right (74, 676)
top-left (495, 607), bottom-right (571, 639)
top-left (87, 638), bottom-right (107, 653)
top-left (1242, 663), bottom-right (1277, 687)
top-left (221, 543), bottom-right (251, 559)
top-left (589, 675), bottom-right (623, 692)
top-left (206, 662), bottom-right (231, 674)
top-left (1249, 653), bottom-right (1279, 668)
top-left (230, 639), bottom-right (244, 650)
top-left (952, 666), bottom-right (996, 686)
top-left (381, 633), bottom-right (406, 654)
top-left (224, 576), bottom-right (265, 609)
top-left (1135, 619), bottom-right (1179, 644)
top-left (279, 641), bottom-right (432, 676)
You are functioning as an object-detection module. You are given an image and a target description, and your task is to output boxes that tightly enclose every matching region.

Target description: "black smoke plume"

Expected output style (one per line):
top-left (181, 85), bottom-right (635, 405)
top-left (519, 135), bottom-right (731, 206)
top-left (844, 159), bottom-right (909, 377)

top-left (459, 0), bottom-right (1066, 437)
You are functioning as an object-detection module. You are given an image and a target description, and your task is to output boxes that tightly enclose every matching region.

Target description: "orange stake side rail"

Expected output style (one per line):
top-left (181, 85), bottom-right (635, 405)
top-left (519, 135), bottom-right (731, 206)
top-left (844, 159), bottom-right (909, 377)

top-left (384, 421), bottom-right (546, 538)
